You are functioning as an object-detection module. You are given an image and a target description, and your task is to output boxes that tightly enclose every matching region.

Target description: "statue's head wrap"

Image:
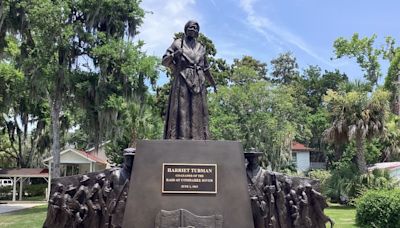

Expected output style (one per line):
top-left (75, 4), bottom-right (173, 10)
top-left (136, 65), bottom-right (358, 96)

top-left (184, 20), bottom-right (200, 37)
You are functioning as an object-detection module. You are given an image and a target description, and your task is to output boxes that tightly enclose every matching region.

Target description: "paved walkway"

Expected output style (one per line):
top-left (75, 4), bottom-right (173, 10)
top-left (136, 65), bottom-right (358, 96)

top-left (0, 202), bottom-right (46, 214)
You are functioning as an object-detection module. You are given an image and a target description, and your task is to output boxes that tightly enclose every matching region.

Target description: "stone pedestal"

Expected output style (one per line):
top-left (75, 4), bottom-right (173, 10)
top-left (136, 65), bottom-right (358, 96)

top-left (122, 140), bottom-right (254, 228)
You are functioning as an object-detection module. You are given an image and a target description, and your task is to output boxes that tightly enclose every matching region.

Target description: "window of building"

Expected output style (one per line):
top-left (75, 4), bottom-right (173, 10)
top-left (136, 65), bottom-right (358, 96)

top-left (310, 151), bottom-right (325, 163)
top-left (61, 164), bottom-right (80, 176)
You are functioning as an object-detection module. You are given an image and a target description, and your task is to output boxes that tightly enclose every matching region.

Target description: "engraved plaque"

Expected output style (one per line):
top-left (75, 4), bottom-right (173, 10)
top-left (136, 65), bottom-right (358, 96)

top-left (162, 163), bottom-right (217, 194)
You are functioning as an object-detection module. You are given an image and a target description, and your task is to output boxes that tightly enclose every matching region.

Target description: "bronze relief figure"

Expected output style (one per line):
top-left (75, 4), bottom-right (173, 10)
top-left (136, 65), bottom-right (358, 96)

top-left (162, 20), bottom-right (216, 140)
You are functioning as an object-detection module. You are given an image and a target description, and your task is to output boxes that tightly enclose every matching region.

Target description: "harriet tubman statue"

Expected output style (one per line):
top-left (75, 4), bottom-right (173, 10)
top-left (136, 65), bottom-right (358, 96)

top-left (162, 20), bottom-right (217, 140)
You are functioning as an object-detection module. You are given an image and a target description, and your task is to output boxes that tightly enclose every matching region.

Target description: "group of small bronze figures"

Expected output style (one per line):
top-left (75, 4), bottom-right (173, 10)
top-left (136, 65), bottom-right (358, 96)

top-left (43, 149), bottom-right (135, 228)
top-left (245, 150), bottom-right (333, 228)
top-left (44, 149), bottom-right (332, 228)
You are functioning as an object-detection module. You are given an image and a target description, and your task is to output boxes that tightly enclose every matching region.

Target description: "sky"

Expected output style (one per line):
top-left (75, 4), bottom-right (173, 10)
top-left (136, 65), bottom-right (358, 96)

top-left (136, 0), bottom-right (400, 85)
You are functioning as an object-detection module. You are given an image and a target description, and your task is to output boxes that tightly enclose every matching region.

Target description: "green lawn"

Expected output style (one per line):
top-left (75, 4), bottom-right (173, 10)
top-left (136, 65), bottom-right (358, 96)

top-left (0, 205), bottom-right (47, 228)
top-left (0, 204), bottom-right (357, 228)
top-left (325, 204), bottom-right (358, 227)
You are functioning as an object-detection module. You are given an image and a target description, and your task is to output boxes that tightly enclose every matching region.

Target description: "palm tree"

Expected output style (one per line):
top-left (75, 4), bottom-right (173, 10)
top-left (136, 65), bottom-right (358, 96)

top-left (323, 88), bottom-right (389, 173)
top-left (380, 115), bottom-right (400, 161)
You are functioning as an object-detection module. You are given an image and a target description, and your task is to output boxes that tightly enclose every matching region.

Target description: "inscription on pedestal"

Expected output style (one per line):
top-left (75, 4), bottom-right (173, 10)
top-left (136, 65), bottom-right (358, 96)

top-left (162, 163), bottom-right (217, 194)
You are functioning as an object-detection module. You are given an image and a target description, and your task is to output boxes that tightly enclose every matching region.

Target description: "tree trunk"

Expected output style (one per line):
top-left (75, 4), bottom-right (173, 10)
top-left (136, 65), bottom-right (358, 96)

top-left (333, 143), bottom-right (344, 161)
top-left (17, 128), bottom-right (23, 167)
top-left (0, 2), bottom-right (5, 31)
top-left (355, 132), bottom-right (367, 174)
top-left (50, 48), bottom-right (67, 178)
top-left (129, 126), bottom-right (137, 148)
top-left (27, 135), bottom-right (36, 168)
top-left (50, 96), bottom-right (61, 178)
top-left (15, 115), bottom-right (25, 168)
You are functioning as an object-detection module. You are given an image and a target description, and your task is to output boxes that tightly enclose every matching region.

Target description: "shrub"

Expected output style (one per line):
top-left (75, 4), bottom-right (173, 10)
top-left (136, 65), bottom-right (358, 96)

top-left (0, 186), bottom-right (13, 200)
top-left (324, 163), bottom-right (360, 203)
top-left (356, 189), bottom-right (400, 228)
top-left (279, 163), bottom-right (302, 176)
top-left (323, 162), bottom-right (398, 204)
top-left (0, 185), bottom-right (13, 193)
top-left (307, 169), bottom-right (331, 185)
top-left (358, 169), bottom-right (399, 192)
top-left (24, 184), bottom-right (47, 197)
top-left (307, 169), bottom-right (331, 197)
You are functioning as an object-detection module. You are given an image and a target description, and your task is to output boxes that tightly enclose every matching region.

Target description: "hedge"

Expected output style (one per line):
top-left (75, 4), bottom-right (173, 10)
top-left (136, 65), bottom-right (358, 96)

top-left (24, 184), bottom-right (47, 197)
top-left (0, 184), bottom-right (47, 200)
top-left (356, 189), bottom-right (400, 228)
top-left (0, 186), bottom-right (13, 200)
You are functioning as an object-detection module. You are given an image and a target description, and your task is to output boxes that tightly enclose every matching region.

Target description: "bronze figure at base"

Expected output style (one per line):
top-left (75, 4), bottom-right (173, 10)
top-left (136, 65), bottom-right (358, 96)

top-left (245, 149), bottom-right (334, 228)
top-left (43, 148), bottom-right (135, 228)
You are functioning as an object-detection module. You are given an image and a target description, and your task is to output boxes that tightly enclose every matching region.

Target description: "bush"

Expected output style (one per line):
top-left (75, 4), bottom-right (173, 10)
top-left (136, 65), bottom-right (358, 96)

top-left (358, 169), bottom-right (399, 191)
top-left (24, 184), bottom-right (47, 197)
top-left (307, 169), bottom-right (331, 197)
top-left (279, 163), bottom-right (302, 176)
top-left (323, 161), bottom-right (398, 205)
top-left (324, 163), bottom-right (360, 203)
top-left (0, 185), bottom-right (13, 193)
top-left (307, 169), bottom-right (331, 185)
top-left (0, 186), bottom-right (13, 200)
top-left (356, 189), bottom-right (400, 228)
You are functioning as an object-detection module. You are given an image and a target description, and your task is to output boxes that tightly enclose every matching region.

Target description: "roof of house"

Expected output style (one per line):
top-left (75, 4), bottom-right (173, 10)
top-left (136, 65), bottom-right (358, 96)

top-left (368, 162), bottom-right (400, 171)
top-left (291, 142), bottom-right (318, 152)
top-left (0, 168), bottom-right (49, 178)
top-left (43, 148), bottom-right (107, 164)
top-left (78, 150), bottom-right (107, 164)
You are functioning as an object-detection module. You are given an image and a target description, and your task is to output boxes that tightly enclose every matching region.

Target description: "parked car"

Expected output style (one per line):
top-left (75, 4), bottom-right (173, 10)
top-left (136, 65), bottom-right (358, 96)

top-left (0, 179), bottom-right (13, 187)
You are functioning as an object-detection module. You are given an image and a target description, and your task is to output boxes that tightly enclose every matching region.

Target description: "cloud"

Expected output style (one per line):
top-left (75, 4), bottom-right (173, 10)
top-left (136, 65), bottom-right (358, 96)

top-left (136, 0), bottom-right (201, 56)
top-left (239, 0), bottom-right (332, 66)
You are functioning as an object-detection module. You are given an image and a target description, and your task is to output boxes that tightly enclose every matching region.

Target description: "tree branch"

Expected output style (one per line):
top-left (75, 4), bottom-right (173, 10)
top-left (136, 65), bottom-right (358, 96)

top-left (0, 148), bottom-right (18, 159)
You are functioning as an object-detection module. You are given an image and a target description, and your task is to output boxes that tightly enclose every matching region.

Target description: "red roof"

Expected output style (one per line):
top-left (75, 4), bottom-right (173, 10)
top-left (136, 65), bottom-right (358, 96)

top-left (78, 151), bottom-right (107, 164)
top-left (291, 142), bottom-right (316, 152)
top-left (0, 168), bottom-right (49, 177)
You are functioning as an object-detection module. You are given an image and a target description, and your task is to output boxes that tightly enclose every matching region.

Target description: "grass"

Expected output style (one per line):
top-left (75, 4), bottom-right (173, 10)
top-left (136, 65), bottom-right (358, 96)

top-left (22, 196), bottom-right (47, 201)
top-left (0, 203), bottom-right (358, 228)
top-left (325, 203), bottom-right (358, 228)
top-left (0, 205), bottom-right (47, 228)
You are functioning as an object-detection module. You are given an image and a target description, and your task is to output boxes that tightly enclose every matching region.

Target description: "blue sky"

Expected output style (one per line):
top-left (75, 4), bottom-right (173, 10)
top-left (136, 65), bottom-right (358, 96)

top-left (137, 0), bottom-right (400, 85)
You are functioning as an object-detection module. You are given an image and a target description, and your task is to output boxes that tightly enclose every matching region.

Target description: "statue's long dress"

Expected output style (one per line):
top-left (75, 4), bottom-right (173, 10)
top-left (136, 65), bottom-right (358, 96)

top-left (162, 38), bottom-right (210, 140)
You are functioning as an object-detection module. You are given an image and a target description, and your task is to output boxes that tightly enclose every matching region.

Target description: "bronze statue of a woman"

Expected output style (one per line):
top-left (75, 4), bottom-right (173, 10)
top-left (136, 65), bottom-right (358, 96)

top-left (162, 20), bottom-right (216, 140)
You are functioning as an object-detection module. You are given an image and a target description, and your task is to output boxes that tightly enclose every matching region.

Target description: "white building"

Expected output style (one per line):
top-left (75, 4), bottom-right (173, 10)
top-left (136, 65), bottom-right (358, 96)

top-left (291, 142), bottom-right (326, 173)
top-left (43, 146), bottom-right (109, 177)
top-left (368, 162), bottom-right (400, 180)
